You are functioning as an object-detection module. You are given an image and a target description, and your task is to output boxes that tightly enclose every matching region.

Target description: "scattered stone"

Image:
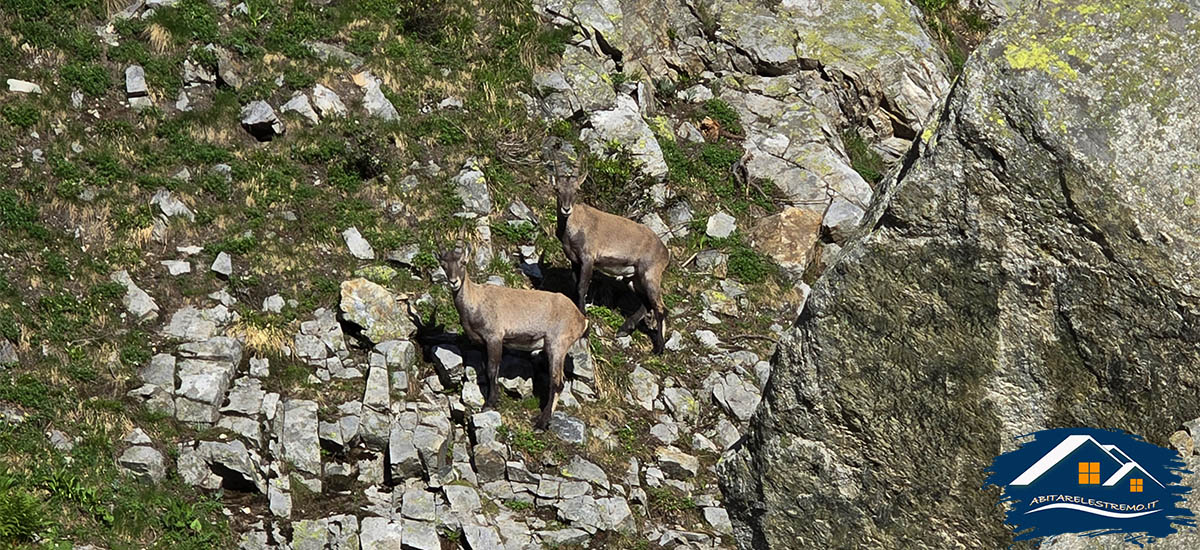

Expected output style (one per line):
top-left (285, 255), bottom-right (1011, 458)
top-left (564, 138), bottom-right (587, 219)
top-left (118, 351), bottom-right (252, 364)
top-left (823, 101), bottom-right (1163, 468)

top-left (662, 386), bottom-right (700, 424)
top-left (282, 399), bottom-right (321, 476)
top-left (211, 252), bottom-right (233, 277)
top-left (304, 40), bottom-right (365, 68)
top-left (110, 270), bottom-right (159, 322)
top-left (712, 372), bottom-right (762, 422)
top-left (583, 95), bottom-right (667, 179)
top-left (444, 484), bottom-right (482, 514)
top-left (628, 366), bottom-right (660, 411)
top-left (125, 65), bottom-right (148, 97)
top-left (211, 46), bottom-right (242, 89)
top-left (7, 79), bottom-right (41, 94)
top-left (750, 207), bottom-right (822, 281)
top-left (402, 520), bottom-right (439, 550)
top-left (341, 227), bottom-right (375, 260)
top-left (281, 92), bottom-right (319, 125)
top-left (695, 330), bottom-right (721, 351)
top-left (656, 446), bottom-right (699, 478)
top-left (0, 340), bottom-right (15, 368)
top-left (678, 84), bottom-right (714, 103)
top-left (339, 278), bottom-right (416, 343)
top-left (597, 496), bottom-right (635, 533)
top-left (240, 100), bottom-right (285, 141)
top-left (161, 260), bottom-right (191, 276)
top-left (262, 294), bottom-right (285, 313)
top-left (119, 446), bottom-right (166, 483)
top-left (358, 517), bottom-right (402, 550)
top-left (563, 456), bottom-right (609, 490)
top-left (705, 506), bottom-right (734, 535)
top-left (183, 59), bottom-right (215, 85)
top-left (705, 211), bottom-right (736, 238)
top-left (453, 161), bottom-right (492, 216)
top-left (650, 422), bottom-right (679, 445)
top-left (311, 84), bottom-right (348, 118)
top-left (549, 412), bottom-right (586, 445)
top-left (354, 71), bottom-right (399, 121)
top-left (456, 523), bottom-right (500, 550)
top-left (538, 528), bottom-right (590, 546)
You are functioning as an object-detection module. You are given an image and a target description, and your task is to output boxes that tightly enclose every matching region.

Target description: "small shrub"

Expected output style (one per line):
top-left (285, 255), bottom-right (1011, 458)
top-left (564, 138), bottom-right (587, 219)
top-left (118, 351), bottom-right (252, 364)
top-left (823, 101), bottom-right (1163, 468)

top-left (702, 98), bottom-right (743, 135)
top-left (0, 483), bottom-right (51, 542)
top-left (506, 425), bottom-right (547, 455)
top-left (842, 128), bottom-right (885, 185)
top-left (2, 102), bottom-right (39, 129)
top-left (503, 499), bottom-right (532, 512)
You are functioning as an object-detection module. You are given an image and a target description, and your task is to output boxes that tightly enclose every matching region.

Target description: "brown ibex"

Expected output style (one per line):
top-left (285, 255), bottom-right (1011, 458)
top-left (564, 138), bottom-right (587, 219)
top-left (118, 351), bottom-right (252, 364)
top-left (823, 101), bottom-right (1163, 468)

top-left (554, 170), bottom-right (670, 354)
top-left (439, 246), bottom-right (588, 429)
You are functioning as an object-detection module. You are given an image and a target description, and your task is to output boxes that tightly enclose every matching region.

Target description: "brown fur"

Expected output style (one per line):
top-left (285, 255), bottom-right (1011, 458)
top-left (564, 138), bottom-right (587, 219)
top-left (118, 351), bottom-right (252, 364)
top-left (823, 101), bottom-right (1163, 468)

top-left (440, 247), bottom-right (588, 429)
top-left (555, 172), bottom-right (670, 354)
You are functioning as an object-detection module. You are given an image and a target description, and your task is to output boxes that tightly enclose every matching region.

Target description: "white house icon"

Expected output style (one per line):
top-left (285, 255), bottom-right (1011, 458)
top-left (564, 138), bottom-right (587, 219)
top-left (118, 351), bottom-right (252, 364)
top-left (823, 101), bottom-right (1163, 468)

top-left (1009, 434), bottom-right (1164, 488)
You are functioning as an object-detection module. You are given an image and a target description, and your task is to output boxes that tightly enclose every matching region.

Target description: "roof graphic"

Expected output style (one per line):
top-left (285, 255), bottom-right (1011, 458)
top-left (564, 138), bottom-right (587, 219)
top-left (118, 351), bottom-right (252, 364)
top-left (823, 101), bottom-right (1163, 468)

top-left (1009, 434), bottom-right (1163, 487)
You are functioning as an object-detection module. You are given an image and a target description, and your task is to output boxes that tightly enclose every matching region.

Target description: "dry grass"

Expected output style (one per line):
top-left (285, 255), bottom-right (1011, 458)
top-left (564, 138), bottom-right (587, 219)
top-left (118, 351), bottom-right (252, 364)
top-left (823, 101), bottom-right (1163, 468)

top-left (227, 320), bottom-right (293, 356)
top-left (145, 23), bottom-right (172, 54)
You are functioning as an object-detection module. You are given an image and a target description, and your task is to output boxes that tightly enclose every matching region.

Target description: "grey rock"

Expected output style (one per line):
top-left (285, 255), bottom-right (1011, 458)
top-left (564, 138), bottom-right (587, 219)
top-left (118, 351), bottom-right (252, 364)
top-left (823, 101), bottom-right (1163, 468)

top-left (389, 424), bottom-right (422, 479)
top-left (650, 422), bottom-right (679, 445)
top-left (705, 211), bottom-right (736, 238)
top-left (221, 377), bottom-right (265, 415)
top-left (402, 520), bottom-right (439, 550)
top-left (183, 59), bottom-right (215, 85)
top-left (239, 100), bottom-right (284, 140)
top-left (582, 95), bottom-right (667, 179)
top-left (695, 330), bottom-right (721, 351)
top-left (340, 278), bottom-right (416, 343)
top-left (162, 305), bottom-right (230, 341)
top-left (281, 92), bottom-right (319, 125)
top-left (282, 399), bottom-right (320, 476)
top-left (662, 386), bottom-right (700, 424)
top-left (151, 189), bottom-right (195, 221)
top-left (304, 40), bottom-right (365, 68)
top-left (47, 429), bottom-right (72, 451)
top-left (262, 294), bottom-right (284, 313)
top-left (704, 506), bottom-right (733, 535)
top-left (125, 65), bottom-right (148, 97)
top-left (556, 495), bottom-right (600, 533)
top-left (432, 345), bottom-right (465, 382)
top-left (460, 523), bottom-right (503, 550)
top-left (453, 161), bottom-right (492, 216)
top-left (291, 518), bottom-right (329, 550)
top-left (402, 487), bottom-right (436, 521)
top-left (549, 412), bottom-right (586, 445)
top-left (473, 439), bottom-right (508, 482)
top-left (359, 517), bottom-right (402, 550)
top-left (822, 196), bottom-right (867, 244)
top-left (678, 84), bottom-right (714, 103)
top-left (119, 446), bottom-right (165, 483)
top-left (597, 496), bottom-right (635, 533)
top-left (656, 446), bottom-right (698, 479)
top-left (311, 84), bottom-right (348, 118)
top-left (161, 260), bottom-right (191, 276)
top-left (712, 372), bottom-right (761, 422)
top-left (537, 528), bottom-right (589, 546)
top-left (211, 46), bottom-right (242, 89)
top-left (110, 270), bottom-right (159, 322)
top-left (341, 227), bottom-right (375, 259)
top-left (563, 456), bottom-right (609, 490)
top-left (211, 252), bottom-right (232, 277)
top-left (628, 366), bottom-right (659, 411)
top-left (720, 3), bottom-right (1200, 547)
top-left (357, 72), bottom-right (399, 121)
top-left (444, 484), bottom-right (482, 515)
top-left (175, 90), bottom-right (191, 112)
top-left (7, 79), bottom-right (41, 94)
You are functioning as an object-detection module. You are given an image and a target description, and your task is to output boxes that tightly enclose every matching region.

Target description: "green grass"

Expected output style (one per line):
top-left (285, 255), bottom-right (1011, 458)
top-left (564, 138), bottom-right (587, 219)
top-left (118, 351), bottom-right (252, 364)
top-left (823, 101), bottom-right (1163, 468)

top-left (2, 102), bottom-right (39, 129)
top-left (843, 128), bottom-right (886, 185)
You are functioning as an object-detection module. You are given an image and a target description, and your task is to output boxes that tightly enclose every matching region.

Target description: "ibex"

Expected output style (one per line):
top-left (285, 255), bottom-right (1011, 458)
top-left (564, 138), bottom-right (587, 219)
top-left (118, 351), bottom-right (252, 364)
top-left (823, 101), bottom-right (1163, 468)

top-left (554, 169), bottom-right (670, 354)
top-left (439, 246), bottom-right (588, 429)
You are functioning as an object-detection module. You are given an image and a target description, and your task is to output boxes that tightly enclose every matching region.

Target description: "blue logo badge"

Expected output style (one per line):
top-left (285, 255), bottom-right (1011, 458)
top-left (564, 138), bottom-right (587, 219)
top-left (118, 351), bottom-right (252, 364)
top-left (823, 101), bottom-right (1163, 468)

top-left (984, 427), bottom-right (1194, 544)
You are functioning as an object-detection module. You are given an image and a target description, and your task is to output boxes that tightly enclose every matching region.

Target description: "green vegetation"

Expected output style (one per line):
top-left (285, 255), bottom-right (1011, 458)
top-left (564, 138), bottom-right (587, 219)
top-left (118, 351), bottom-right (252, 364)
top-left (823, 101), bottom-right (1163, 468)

top-left (842, 128), bottom-right (886, 185)
top-left (913, 0), bottom-right (994, 73)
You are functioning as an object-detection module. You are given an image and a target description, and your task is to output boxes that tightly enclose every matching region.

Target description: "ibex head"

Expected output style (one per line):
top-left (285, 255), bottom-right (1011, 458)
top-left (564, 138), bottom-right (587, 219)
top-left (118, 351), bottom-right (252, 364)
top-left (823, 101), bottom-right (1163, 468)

top-left (439, 243), bottom-right (470, 291)
top-left (554, 167), bottom-right (588, 216)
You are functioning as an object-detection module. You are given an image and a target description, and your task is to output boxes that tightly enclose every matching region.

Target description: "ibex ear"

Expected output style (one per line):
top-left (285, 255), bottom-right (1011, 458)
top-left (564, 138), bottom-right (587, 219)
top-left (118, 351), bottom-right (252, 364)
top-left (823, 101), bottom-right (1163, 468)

top-left (573, 165), bottom-right (589, 189)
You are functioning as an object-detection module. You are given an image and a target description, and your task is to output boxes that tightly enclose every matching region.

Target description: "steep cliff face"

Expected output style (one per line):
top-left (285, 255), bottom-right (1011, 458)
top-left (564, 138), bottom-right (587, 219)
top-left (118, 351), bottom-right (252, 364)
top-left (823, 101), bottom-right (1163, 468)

top-left (719, 1), bottom-right (1200, 548)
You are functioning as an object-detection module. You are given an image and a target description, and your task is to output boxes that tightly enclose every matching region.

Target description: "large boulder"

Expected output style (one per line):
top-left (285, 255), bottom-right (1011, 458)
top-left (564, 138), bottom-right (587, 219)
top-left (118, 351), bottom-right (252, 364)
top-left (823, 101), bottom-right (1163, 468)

top-left (339, 278), bottom-right (416, 344)
top-left (719, 2), bottom-right (1200, 549)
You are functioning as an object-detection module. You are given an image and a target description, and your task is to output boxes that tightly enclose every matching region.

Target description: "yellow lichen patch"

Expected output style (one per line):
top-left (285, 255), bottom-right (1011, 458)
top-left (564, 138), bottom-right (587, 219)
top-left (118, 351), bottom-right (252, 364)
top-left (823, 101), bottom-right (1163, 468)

top-left (1004, 41), bottom-right (1079, 80)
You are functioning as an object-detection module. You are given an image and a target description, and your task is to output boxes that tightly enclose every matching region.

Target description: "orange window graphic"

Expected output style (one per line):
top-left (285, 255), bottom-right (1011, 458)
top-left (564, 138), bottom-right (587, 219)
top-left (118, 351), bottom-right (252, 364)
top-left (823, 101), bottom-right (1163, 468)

top-left (1078, 462), bottom-right (1100, 484)
top-left (1131, 478), bottom-right (1143, 492)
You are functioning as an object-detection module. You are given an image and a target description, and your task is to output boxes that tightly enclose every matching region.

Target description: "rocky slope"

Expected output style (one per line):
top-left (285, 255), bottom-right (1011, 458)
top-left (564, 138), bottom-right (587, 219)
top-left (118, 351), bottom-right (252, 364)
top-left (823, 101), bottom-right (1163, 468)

top-left (719, 0), bottom-right (1200, 548)
top-left (0, 0), bottom-right (976, 548)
